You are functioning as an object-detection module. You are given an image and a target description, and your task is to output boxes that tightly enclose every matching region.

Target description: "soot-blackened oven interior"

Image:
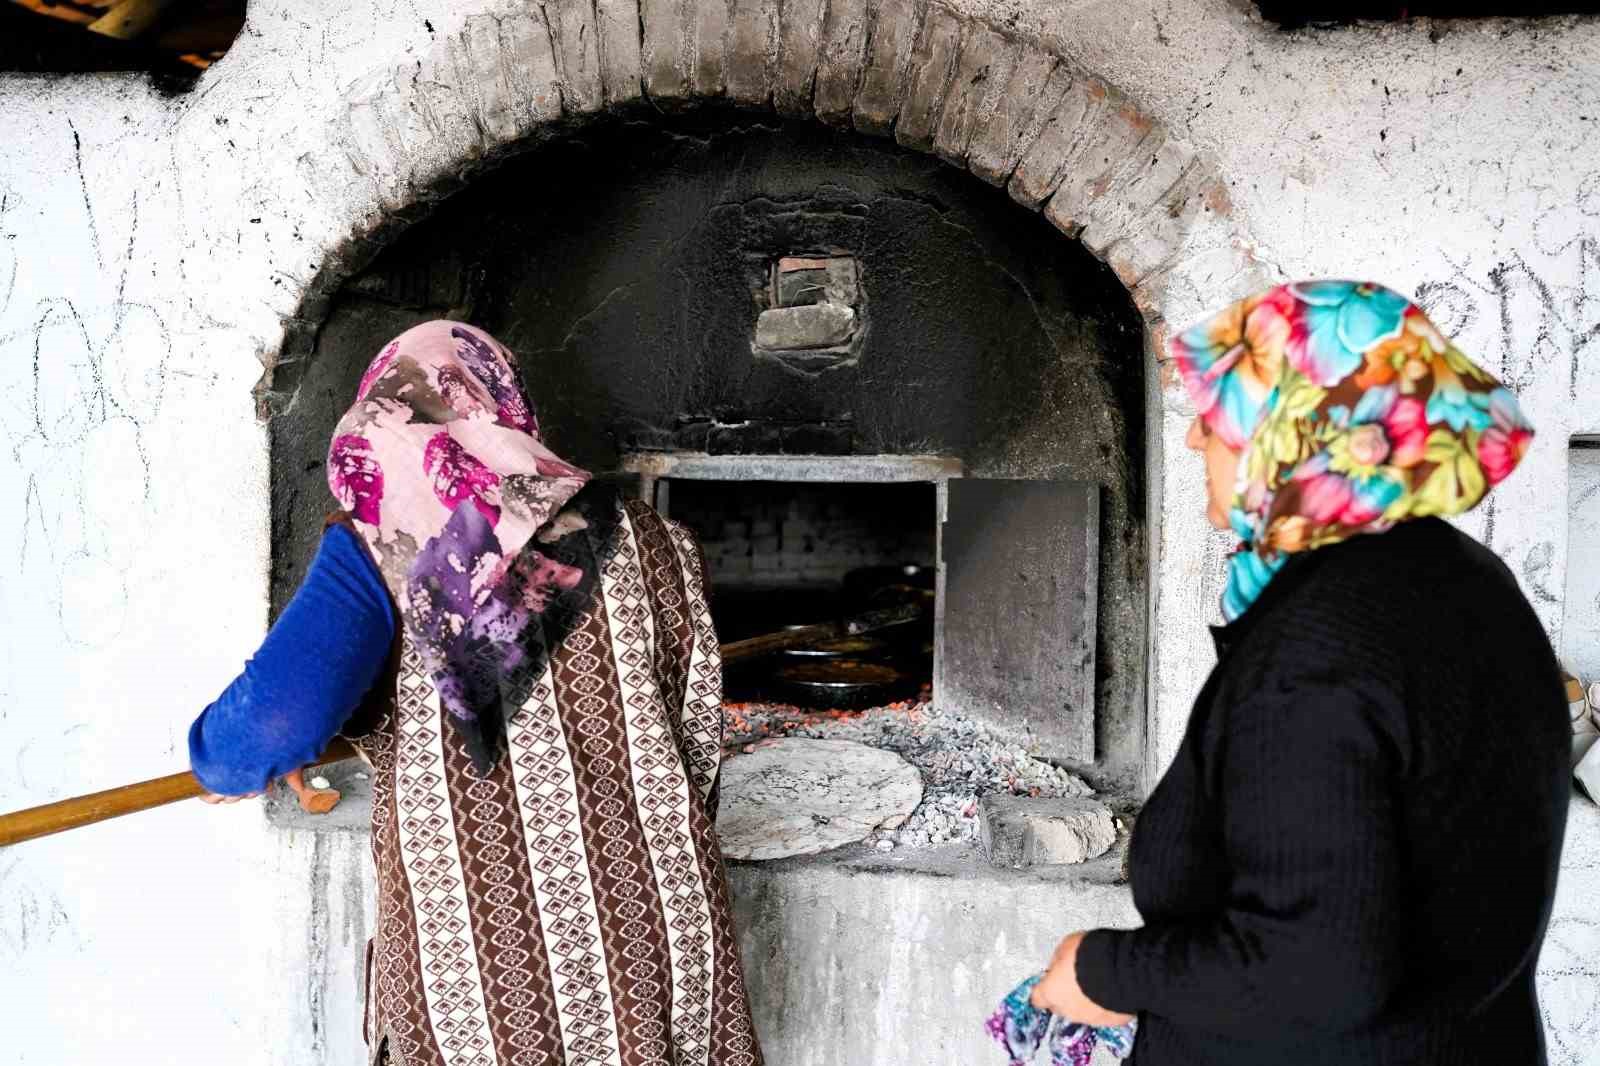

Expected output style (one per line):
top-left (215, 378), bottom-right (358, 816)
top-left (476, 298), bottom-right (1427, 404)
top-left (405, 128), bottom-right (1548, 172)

top-left (273, 114), bottom-right (1147, 792)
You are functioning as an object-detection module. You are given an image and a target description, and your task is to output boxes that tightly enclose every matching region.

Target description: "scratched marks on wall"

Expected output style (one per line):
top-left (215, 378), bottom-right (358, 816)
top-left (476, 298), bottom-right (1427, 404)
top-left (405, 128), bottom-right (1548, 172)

top-left (1409, 193), bottom-right (1600, 624)
top-left (0, 173), bottom-right (187, 649)
top-left (1415, 171), bottom-right (1600, 405)
top-left (0, 855), bottom-right (76, 961)
top-left (1541, 913), bottom-right (1600, 1066)
top-left (0, 187), bottom-right (16, 321)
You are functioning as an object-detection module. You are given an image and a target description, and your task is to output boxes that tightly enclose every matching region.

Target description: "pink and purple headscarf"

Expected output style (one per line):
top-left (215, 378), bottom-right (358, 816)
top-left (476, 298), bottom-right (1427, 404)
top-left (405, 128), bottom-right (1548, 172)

top-left (1172, 280), bottom-right (1535, 621)
top-left (328, 320), bottom-right (590, 769)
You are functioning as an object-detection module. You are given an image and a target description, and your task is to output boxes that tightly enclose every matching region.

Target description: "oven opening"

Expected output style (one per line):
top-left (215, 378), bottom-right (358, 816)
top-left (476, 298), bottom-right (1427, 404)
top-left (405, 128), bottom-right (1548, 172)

top-left (661, 477), bottom-right (938, 709)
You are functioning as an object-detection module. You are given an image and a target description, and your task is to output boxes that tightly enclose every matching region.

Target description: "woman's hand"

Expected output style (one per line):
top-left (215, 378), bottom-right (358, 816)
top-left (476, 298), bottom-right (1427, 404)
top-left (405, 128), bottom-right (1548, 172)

top-left (1031, 931), bottom-right (1136, 1027)
top-left (199, 768), bottom-right (340, 813)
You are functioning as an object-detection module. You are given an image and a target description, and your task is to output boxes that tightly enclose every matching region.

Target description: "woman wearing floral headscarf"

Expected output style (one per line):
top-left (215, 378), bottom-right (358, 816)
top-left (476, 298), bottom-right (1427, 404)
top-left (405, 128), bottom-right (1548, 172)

top-left (1026, 282), bottom-right (1570, 1065)
top-left (188, 321), bottom-right (764, 1066)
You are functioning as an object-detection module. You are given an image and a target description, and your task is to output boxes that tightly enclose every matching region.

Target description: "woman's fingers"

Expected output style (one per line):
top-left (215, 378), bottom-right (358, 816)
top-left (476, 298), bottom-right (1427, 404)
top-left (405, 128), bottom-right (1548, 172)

top-left (1030, 962), bottom-right (1070, 1011)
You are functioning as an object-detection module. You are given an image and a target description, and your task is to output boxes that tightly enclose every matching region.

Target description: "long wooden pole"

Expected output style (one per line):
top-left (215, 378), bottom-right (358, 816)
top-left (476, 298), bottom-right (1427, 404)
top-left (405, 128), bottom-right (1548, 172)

top-left (0, 738), bottom-right (363, 848)
top-left (0, 604), bottom-right (920, 849)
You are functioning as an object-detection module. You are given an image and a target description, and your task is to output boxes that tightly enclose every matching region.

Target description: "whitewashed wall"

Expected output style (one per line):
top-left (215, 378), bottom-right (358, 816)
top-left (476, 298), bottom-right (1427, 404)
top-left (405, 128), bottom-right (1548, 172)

top-left (0, 2), bottom-right (1597, 1063)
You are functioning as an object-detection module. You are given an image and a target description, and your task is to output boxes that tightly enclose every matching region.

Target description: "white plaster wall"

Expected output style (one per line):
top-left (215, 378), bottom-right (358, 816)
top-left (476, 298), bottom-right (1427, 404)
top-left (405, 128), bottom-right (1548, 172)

top-left (0, 1), bottom-right (1597, 1062)
top-left (1564, 446), bottom-right (1600, 679)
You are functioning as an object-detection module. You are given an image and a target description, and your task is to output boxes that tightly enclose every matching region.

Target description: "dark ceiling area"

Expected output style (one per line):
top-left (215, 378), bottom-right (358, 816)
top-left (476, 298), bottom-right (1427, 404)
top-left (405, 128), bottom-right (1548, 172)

top-left (0, 0), bottom-right (246, 87)
top-left (1255, 0), bottom-right (1600, 24)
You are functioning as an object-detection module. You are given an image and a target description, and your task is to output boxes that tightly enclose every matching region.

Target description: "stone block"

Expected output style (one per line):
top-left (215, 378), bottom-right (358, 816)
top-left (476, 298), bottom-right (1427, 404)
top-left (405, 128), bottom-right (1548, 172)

top-left (618, 423), bottom-right (678, 452)
top-left (781, 421), bottom-right (854, 453)
top-left (756, 304), bottom-right (857, 349)
top-left (366, 68), bottom-right (448, 178)
top-left (546, 0), bottom-right (604, 114)
top-left (966, 47), bottom-right (1070, 187)
top-left (1577, 737), bottom-right (1600, 802)
top-left (774, 255), bottom-right (858, 306)
top-left (1008, 73), bottom-right (1109, 209)
top-left (933, 27), bottom-right (1015, 169)
top-left (1075, 132), bottom-right (1203, 267)
top-left (411, 46), bottom-right (485, 166)
top-left (727, 0), bottom-right (777, 106)
top-left (337, 73), bottom-right (404, 182)
top-left (596, 0), bottom-right (645, 105)
top-left (450, 15), bottom-right (530, 147)
top-left (852, 0), bottom-right (924, 136)
top-left (774, 0), bottom-right (829, 117)
top-left (1100, 155), bottom-right (1219, 290)
top-left (1080, 133), bottom-right (1198, 260)
top-left (979, 795), bottom-right (1117, 868)
top-left (507, 9), bottom-right (567, 126)
top-left (694, 0), bottom-right (733, 97)
top-left (672, 418), bottom-right (713, 450)
top-left (1042, 101), bottom-right (1159, 238)
top-left (709, 421), bottom-right (784, 454)
top-left (727, 851), bottom-right (1138, 1065)
top-left (894, 4), bottom-right (962, 152)
top-left (813, 0), bottom-right (873, 126)
top-left (641, 0), bottom-right (692, 102)
top-left (339, 59), bottom-right (480, 206)
top-left (1131, 237), bottom-right (1277, 331)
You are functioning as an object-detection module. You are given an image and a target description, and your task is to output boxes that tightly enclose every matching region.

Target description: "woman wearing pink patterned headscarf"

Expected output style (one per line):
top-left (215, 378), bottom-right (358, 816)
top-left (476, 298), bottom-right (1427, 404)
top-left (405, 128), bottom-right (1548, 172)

top-left (325, 321), bottom-right (593, 769)
top-left (1022, 283), bottom-right (1569, 1066)
top-left (190, 321), bottom-right (765, 1066)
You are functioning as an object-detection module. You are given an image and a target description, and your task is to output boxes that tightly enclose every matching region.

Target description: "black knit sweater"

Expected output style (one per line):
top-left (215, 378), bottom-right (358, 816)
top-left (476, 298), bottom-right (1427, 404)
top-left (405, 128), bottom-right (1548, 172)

top-left (1078, 518), bottom-right (1571, 1065)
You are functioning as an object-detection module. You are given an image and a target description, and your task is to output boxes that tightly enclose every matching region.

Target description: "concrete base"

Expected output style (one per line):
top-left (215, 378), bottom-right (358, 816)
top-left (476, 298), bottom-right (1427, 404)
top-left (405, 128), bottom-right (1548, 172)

top-left (727, 839), bottom-right (1139, 1066)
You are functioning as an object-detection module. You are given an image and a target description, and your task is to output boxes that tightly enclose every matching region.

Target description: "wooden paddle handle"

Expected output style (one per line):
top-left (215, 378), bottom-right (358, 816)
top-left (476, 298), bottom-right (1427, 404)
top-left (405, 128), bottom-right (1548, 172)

top-left (0, 738), bottom-right (359, 848)
top-left (0, 602), bottom-right (924, 849)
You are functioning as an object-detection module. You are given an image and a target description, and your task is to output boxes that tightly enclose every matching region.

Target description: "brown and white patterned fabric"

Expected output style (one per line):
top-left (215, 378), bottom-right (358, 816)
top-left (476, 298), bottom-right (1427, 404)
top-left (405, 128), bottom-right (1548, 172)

top-left (347, 490), bottom-right (762, 1066)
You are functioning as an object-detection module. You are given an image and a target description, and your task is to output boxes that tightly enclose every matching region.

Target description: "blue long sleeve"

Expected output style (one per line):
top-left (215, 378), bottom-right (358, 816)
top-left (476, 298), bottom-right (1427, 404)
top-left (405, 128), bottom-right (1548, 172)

top-left (188, 524), bottom-right (395, 795)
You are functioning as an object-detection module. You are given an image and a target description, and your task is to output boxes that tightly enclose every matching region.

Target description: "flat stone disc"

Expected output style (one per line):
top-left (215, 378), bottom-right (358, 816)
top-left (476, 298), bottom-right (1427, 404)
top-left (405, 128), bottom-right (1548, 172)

top-left (716, 738), bottom-right (924, 861)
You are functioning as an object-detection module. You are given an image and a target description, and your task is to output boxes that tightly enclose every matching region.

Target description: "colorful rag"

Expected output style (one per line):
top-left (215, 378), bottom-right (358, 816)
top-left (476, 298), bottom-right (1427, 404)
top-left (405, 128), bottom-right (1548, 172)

top-left (1171, 280), bottom-right (1535, 621)
top-left (327, 320), bottom-right (590, 770)
top-left (987, 975), bottom-right (1137, 1066)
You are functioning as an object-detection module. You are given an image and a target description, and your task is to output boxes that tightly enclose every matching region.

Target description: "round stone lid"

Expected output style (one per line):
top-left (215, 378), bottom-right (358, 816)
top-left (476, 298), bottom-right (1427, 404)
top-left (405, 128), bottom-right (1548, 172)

top-left (716, 738), bottom-right (924, 861)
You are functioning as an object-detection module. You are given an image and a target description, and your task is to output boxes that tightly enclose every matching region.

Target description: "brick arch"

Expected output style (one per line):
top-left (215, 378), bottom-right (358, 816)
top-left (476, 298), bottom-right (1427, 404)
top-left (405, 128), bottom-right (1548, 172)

top-left (263, 0), bottom-right (1269, 415)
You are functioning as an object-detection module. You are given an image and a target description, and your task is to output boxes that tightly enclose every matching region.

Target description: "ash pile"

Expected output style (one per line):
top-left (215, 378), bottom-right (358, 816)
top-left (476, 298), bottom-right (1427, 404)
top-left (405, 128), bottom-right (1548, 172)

top-left (723, 698), bottom-right (1096, 851)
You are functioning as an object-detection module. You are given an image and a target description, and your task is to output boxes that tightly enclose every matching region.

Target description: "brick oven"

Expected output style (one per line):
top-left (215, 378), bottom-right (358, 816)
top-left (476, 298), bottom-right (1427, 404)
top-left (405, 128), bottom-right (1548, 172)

top-left (272, 115), bottom-right (1148, 799)
top-left (238, 14), bottom-right (1267, 1058)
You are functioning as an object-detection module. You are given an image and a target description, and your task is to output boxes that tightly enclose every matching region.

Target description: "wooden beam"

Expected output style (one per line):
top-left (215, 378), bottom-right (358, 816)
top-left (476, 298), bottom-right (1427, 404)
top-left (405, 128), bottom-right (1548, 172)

top-left (7, 0), bottom-right (98, 26)
top-left (85, 0), bottom-right (173, 40)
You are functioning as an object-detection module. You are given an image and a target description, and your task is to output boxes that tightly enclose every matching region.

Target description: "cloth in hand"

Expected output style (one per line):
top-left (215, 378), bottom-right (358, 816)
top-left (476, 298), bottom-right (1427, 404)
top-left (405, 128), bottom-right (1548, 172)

top-left (986, 974), bottom-right (1136, 1066)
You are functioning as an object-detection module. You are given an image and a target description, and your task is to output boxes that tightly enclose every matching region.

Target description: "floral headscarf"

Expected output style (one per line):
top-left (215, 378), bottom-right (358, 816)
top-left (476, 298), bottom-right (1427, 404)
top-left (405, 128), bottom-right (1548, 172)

top-left (1172, 280), bottom-right (1535, 622)
top-left (328, 320), bottom-right (591, 770)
